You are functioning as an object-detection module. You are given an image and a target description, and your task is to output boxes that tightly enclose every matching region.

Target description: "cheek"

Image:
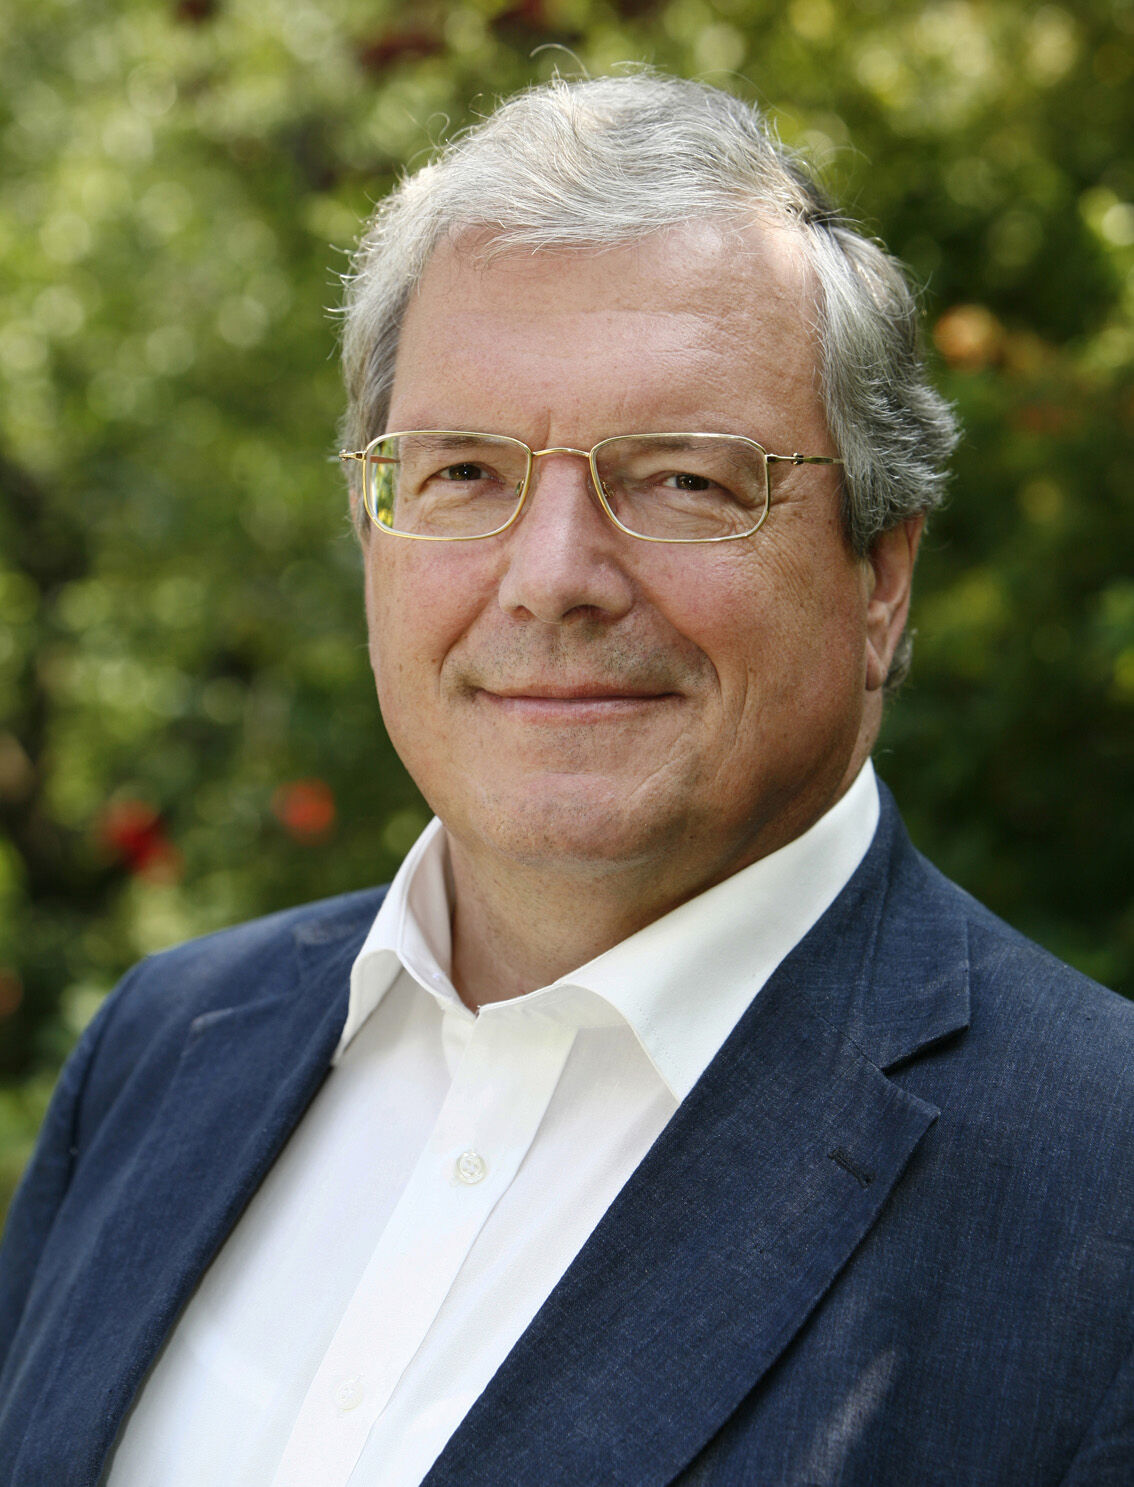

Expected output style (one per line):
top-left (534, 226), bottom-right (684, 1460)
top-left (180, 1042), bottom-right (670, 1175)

top-left (364, 548), bottom-right (495, 702)
top-left (667, 543), bottom-right (867, 716)
top-left (365, 554), bottom-right (432, 717)
top-left (642, 547), bottom-right (803, 677)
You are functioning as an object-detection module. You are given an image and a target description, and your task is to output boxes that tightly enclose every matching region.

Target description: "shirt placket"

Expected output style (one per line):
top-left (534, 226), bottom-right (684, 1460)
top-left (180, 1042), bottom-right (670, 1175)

top-left (269, 1007), bottom-right (577, 1487)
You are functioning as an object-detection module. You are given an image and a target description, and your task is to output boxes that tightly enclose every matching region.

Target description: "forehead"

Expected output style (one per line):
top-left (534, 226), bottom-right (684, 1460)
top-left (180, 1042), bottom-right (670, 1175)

top-left (388, 222), bottom-right (826, 448)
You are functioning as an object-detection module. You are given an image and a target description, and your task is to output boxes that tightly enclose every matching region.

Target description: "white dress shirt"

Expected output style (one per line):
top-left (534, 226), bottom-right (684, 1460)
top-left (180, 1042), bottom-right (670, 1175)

top-left (105, 763), bottom-right (879, 1487)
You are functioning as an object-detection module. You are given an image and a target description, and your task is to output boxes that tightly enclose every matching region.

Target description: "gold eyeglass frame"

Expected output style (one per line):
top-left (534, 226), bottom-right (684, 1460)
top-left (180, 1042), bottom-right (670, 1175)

top-left (338, 431), bottom-right (843, 545)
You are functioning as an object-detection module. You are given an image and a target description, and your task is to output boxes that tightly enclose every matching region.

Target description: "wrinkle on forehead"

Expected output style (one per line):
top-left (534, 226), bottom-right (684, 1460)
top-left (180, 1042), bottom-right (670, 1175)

top-left (390, 220), bottom-right (825, 451)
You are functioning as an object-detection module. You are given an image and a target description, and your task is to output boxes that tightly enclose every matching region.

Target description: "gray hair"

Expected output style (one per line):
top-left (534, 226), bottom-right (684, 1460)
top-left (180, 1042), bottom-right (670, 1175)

top-left (341, 71), bottom-right (958, 684)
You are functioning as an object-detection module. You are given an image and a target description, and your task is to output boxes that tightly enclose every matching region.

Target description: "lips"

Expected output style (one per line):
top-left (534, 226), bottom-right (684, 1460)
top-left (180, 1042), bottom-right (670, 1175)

top-left (485, 683), bottom-right (675, 701)
top-left (474, 685), bottom-right (679, 726)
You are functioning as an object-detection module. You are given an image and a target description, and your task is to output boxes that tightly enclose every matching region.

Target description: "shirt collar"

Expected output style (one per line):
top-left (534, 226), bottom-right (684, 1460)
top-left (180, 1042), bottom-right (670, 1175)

top-left (339, 762), bottom-right (879, 1098)
top-left (336, 817), bottom-right (456, 1058)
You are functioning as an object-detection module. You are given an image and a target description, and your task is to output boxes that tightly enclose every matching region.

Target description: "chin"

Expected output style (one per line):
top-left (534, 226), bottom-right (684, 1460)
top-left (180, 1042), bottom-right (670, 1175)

top-left (448, 775), bottom-right (678, 874)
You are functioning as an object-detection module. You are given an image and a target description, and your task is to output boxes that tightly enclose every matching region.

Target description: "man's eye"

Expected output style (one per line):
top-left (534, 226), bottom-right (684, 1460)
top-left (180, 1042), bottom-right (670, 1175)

top-left (439, 462), bottom-right (488, 482)
top-left (661, 471), bottom-right (716, 493)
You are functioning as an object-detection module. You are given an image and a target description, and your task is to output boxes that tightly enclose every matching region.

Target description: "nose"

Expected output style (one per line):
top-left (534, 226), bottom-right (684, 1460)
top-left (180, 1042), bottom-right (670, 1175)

top-left (495, 451), bottom-right (636, 625)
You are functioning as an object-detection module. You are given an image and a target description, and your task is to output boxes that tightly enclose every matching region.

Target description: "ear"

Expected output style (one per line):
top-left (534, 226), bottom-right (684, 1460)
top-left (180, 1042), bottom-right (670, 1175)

top-left (864, 514), bottom-right (925, 692)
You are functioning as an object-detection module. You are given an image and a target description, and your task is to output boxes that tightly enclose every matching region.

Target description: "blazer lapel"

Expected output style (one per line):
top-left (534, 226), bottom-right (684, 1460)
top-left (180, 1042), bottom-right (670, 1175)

top-left (427, 792), bottom-right (970, 1486)
top-left (15, 909), bottom-right (370, 1486)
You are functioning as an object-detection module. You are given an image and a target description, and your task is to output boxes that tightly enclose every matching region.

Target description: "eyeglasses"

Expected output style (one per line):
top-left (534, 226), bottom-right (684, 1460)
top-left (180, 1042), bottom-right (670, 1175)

top-left (339, 431), bottom-right (842, 544)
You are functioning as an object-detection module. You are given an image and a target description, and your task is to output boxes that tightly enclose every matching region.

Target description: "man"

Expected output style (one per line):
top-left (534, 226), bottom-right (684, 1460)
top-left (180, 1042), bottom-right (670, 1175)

top-left (0, 72), bottom-right (1130, 1486)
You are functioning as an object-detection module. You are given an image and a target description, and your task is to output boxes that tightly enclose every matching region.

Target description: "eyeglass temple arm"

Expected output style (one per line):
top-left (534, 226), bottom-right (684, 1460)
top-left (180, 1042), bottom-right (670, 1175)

top-left (338, 451), bottom-right (403, 469)
top-left (765, 453), bottom-right (844, 467)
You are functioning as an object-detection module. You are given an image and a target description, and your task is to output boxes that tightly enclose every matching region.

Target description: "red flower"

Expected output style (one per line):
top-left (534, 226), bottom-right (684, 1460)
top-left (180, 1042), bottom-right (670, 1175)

top-left (272, 779), bottom-right (336, 842)
top-left (97, 800), bottom-right (183, 882)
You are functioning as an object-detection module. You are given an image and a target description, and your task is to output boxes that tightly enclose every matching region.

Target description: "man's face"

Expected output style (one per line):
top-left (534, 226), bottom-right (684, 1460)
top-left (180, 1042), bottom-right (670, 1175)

top-left (362, 223), bottom-right (916, 901)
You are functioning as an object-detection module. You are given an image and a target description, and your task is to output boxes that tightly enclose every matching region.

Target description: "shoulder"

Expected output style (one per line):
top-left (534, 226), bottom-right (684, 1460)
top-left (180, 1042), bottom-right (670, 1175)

top-left (861, 821), bottom-right (1134, 1377)
top-left (858, 791), bottom-right (1134, 1169)
top-left (71, 886), bottom-right (387, 1123)
top-left (870, 786), bottom-right (1133, 1072)
top-left (885, 849), bottom-right (1134, 1246)
top-left (107, 884), bottom-right (385, 1020)
top-left (127, 883), bottom-right (387, 990)
top-left (923, 850), bottom-right (1132, 1081)
top-left (0, 885), bottom-right (388, 1359)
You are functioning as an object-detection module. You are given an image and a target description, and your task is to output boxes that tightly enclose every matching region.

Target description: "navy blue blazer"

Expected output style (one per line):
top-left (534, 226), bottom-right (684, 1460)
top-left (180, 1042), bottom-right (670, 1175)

top-left (1, 788), bottom-right (1132, 1485)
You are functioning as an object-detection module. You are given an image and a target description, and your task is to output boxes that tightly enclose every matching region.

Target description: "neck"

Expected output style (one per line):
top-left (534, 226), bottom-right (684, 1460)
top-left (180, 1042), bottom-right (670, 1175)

top-left (447, 849), bottom-right (688, 1009)
top-left (444, 800), bottom-right (840, 1010)
top-left (444, 738), bottom-right (879, 1010)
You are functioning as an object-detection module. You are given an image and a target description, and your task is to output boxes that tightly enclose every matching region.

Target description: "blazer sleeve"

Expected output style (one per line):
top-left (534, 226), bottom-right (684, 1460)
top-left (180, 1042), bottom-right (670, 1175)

top-left (0, 961), bottom-right (145, 1371)
top-left (1058, 1337), bottom-right (1134, 1486)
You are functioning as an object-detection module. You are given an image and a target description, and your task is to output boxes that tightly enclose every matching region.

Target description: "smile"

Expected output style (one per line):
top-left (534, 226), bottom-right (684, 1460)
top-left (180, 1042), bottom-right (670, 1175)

top-left (477, 688), bottom-right (678, 722)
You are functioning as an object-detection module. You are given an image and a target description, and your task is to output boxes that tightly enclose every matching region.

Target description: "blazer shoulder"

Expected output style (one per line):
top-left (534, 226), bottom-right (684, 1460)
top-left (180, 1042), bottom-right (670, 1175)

top-left (162, 881), bottom-right (388, 958)
top-left (118, 883), bottom-right (385, 1011)
top-left (69, 885), bottom-right (387, 1134)
top-left (889, 849), bottom-right (1134, 1196)
top-left (922, 843), bottom-right (1132, 1049)
top-left (154, 882), bottom-right (387, 964)
top-left (939, 855), bottom-right (1131, 1042)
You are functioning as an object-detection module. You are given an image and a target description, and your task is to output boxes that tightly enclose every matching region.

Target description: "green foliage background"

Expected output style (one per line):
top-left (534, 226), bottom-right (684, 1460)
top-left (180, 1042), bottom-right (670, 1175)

top-left (1, 0), bottom-right (1131, 1207)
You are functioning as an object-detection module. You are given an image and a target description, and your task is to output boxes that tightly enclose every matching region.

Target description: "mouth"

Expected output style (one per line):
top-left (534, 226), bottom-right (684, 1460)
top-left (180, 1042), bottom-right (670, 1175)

top-left (477, 683), bottom-right (679, 721)
top-left (488, 682), bottom-right (673, 699)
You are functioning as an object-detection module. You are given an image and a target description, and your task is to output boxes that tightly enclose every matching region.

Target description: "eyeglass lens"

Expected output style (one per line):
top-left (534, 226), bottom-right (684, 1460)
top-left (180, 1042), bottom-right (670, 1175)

top-left (363, 432), bottom-right (769, 541)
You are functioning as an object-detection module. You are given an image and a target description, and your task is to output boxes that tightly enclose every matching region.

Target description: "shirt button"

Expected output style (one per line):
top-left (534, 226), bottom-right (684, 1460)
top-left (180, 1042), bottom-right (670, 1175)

top-left (456, 1150), bottom-right (487, 1185)
top-left (333, 1376), bottom-right (364, 1412)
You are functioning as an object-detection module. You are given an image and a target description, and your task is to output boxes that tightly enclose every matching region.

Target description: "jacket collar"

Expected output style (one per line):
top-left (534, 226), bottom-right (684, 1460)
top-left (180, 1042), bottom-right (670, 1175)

top-left (804, 783), bottom-right (972, 1071)
top-left (424, 785), bottom-right (970, 1485)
